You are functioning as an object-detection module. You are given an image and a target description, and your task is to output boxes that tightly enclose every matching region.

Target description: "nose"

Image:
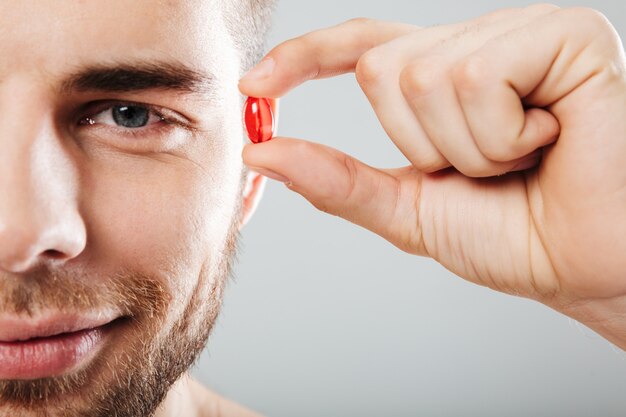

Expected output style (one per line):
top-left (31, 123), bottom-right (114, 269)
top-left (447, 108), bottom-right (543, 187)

top-left (0, 107), bottom-right (86, 273)
top-left (0, 224), bottom-right (85, 273)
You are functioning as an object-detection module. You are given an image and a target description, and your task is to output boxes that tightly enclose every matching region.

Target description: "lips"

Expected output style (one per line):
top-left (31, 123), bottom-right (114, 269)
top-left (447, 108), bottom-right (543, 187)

top-left (0, 313), bottom-right (120, 342)
top-left (0, 312), bottom-right (121, 380)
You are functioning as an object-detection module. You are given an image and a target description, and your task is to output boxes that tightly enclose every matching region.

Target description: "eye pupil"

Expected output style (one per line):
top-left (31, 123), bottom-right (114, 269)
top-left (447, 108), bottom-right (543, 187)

top-left (112, 105), bottom-right (150, 128)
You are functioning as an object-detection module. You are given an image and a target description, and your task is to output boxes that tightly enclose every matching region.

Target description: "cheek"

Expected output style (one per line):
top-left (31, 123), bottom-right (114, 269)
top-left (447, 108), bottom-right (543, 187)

top-left (80, 147), bottom-right (242, 297)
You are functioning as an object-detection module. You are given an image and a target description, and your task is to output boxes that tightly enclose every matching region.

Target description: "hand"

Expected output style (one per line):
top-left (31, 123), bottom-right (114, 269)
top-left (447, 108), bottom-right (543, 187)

top-left (239, 6), bottom-right (626, 349)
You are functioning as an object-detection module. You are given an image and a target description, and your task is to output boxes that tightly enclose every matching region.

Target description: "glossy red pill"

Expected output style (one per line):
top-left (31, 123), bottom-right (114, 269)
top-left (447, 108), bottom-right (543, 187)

top-left (243, 97), bottom-right (275, 143)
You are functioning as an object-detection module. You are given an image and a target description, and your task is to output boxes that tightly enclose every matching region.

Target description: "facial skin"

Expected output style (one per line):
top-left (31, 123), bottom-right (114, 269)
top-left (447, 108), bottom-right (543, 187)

top-left (0, 1), bottom-right (266, 416)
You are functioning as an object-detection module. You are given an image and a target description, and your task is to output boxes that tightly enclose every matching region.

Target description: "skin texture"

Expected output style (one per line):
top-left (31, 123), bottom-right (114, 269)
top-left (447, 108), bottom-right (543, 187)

top-left (2, 2), bottom-right (624, 416)
top-left (0, 1), bottom-right (266, 416)
top-left (240, 6), bottom-right (626, 350)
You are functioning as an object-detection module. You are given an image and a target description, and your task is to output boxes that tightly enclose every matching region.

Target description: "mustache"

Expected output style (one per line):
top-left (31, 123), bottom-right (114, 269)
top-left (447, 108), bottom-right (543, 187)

top-left (0, 268), bottom-right (172, 410)
top-left (0, 268), bottom-right (170, 319)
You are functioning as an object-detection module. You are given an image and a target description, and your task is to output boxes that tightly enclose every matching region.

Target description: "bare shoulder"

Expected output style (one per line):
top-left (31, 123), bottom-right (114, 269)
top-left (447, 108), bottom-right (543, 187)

top-left (188, 378), bottom-right (265, 417)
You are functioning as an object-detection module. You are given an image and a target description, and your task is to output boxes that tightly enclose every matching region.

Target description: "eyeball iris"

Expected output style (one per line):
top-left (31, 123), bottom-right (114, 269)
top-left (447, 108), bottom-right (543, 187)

top-left (112, 105), bottom-right (150, 128)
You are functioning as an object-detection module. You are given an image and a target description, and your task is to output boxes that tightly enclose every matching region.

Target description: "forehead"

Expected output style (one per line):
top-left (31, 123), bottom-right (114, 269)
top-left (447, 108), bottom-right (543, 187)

top-left (0, 0), bottom-right (231, 79)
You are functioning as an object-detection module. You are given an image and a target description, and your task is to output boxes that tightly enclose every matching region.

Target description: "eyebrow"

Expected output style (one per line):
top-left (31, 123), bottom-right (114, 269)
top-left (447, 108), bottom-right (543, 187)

top-left (60, 60), bottom-right (214, 96)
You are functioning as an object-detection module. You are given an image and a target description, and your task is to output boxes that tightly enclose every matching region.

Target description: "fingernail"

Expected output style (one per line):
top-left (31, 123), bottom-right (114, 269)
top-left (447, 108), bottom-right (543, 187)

top-left (248, 165), bottom-right (290, 183)
top-left (241, 57), bottom-right (275, 82)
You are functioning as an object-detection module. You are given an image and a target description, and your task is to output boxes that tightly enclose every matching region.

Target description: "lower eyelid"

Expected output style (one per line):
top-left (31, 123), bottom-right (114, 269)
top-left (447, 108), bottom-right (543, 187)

top-left (94, 121), bottom-right (172, 136)
top-left (76, 123), bottom-right (190, 155)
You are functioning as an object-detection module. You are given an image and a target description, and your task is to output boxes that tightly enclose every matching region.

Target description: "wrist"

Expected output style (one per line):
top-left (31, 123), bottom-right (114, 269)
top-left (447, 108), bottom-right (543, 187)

top-left (550, 294), bottom-right (626, 351)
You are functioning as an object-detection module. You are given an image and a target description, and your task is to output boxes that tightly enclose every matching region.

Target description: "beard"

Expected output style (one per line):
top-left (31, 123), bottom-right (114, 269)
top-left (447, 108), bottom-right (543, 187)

top-left (0, 176), bottom-right (246, 417)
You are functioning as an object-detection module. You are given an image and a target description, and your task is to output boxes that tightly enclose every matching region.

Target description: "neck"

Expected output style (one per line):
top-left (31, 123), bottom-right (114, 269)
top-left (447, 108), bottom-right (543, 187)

top-left (154, 373), bottom-right (198, 417)
top-left (154, 373), bottom-right (263, 417)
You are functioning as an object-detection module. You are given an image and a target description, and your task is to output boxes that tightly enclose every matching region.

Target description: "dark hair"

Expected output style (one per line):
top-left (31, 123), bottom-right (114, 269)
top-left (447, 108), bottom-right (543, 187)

top-left (223, 0), bottom-right (277, 75)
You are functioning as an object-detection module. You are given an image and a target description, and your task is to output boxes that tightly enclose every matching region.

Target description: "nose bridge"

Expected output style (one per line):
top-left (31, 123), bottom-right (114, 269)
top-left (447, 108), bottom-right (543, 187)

top-left (0, 78), bottom-right (47, 227)
top-left (0, 78), bottom-right (87, 272)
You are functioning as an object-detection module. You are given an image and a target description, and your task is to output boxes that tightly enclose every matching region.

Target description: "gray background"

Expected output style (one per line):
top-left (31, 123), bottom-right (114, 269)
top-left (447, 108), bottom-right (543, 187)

top-left (193, 1), bottom-right (626, 416)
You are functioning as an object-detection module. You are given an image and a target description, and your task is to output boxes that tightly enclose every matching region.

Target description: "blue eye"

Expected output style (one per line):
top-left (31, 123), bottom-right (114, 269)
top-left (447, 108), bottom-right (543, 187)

top-left (112, 105), bottom-right (151, 128)
top-left (81, 104), bottom-right (164, 129)
top-left (76, 101), bottom-right (195, 151)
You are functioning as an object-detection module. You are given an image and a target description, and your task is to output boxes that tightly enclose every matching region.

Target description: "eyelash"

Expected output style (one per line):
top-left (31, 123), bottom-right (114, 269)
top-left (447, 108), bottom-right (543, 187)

top-left (77, 101), bottom-right (189, 139)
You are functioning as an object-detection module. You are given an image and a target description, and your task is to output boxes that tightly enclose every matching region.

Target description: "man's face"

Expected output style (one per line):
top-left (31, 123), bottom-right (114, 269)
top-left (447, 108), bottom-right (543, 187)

top-left (0, 1), bottom-right (261, 416)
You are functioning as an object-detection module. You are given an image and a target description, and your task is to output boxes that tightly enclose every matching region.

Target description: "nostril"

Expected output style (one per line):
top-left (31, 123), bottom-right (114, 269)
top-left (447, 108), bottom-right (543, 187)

top-left (0, 220), bottom-right (87, 272)
top-left (42, 249), bottom-right (65, 260)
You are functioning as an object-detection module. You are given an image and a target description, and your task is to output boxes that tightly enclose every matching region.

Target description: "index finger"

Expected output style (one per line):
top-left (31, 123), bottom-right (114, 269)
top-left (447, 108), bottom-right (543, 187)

top-left (238, 18), bottom-right (418, 98)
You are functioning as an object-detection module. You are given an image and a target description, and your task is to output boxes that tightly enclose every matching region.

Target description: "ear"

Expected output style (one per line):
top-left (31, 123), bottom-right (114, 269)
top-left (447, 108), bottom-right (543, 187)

top-left (239, 169), bottom-right (267, 230)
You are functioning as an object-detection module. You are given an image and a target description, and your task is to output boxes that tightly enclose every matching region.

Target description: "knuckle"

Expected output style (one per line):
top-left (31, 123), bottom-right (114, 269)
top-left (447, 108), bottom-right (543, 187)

top-left (339, 154), bottom-right (360, 202)
top-left (295, 32), bottom-right (321, 54)
top-left (561, 7), bottom-right (614, 34)
top-left (474, 124), bottom-right (527, 163)
top-left (345, 17), bottom-right (377, 28)
top-left (399, 60), bottom-right (442, 99)
top-left (452, 55), bottom-right (488, 95)
top-left (270, 38), bottom-right (295, 59)
top-left (566, 6), bottom-right (608, 22)
top-left (480, 7), bottom-right (520, 22)
top-left (274, 35), bottom-right (318, 68)
top-left (524, 3), bottom-right (561, 15)
top-left (558, 7), bottom-right (622, 67)
top-left (456, 159), bottom-right (497, 178)
top-left (291, 140), bottom-right (317, 160)
top-left (478, 142), bottom-right (516, 163)
top-left (280, 35), bottom-right (307, 52)
top-left (311, 200), bottom-right (335, 216)
top-left (355, 48), bottom-right (387, 88)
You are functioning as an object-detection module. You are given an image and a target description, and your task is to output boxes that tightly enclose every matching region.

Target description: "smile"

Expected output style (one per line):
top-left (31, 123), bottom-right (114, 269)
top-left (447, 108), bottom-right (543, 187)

top-left (0, 313), bottom-right (124, 380)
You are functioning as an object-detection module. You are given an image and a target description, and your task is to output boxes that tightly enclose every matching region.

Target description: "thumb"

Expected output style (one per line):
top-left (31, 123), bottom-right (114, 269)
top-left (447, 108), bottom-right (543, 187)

top-left (242, 137), bottom-right (426, 255)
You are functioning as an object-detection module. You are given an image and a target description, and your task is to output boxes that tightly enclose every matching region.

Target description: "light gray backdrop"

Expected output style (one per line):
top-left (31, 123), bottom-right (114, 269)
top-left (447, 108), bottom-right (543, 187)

top-left (193, 1), bottom-right (626, 416)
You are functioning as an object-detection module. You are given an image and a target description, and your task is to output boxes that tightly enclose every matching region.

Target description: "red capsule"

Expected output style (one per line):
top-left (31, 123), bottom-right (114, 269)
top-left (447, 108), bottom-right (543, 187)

top-left (243, 97), bottom-right (275, 143)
